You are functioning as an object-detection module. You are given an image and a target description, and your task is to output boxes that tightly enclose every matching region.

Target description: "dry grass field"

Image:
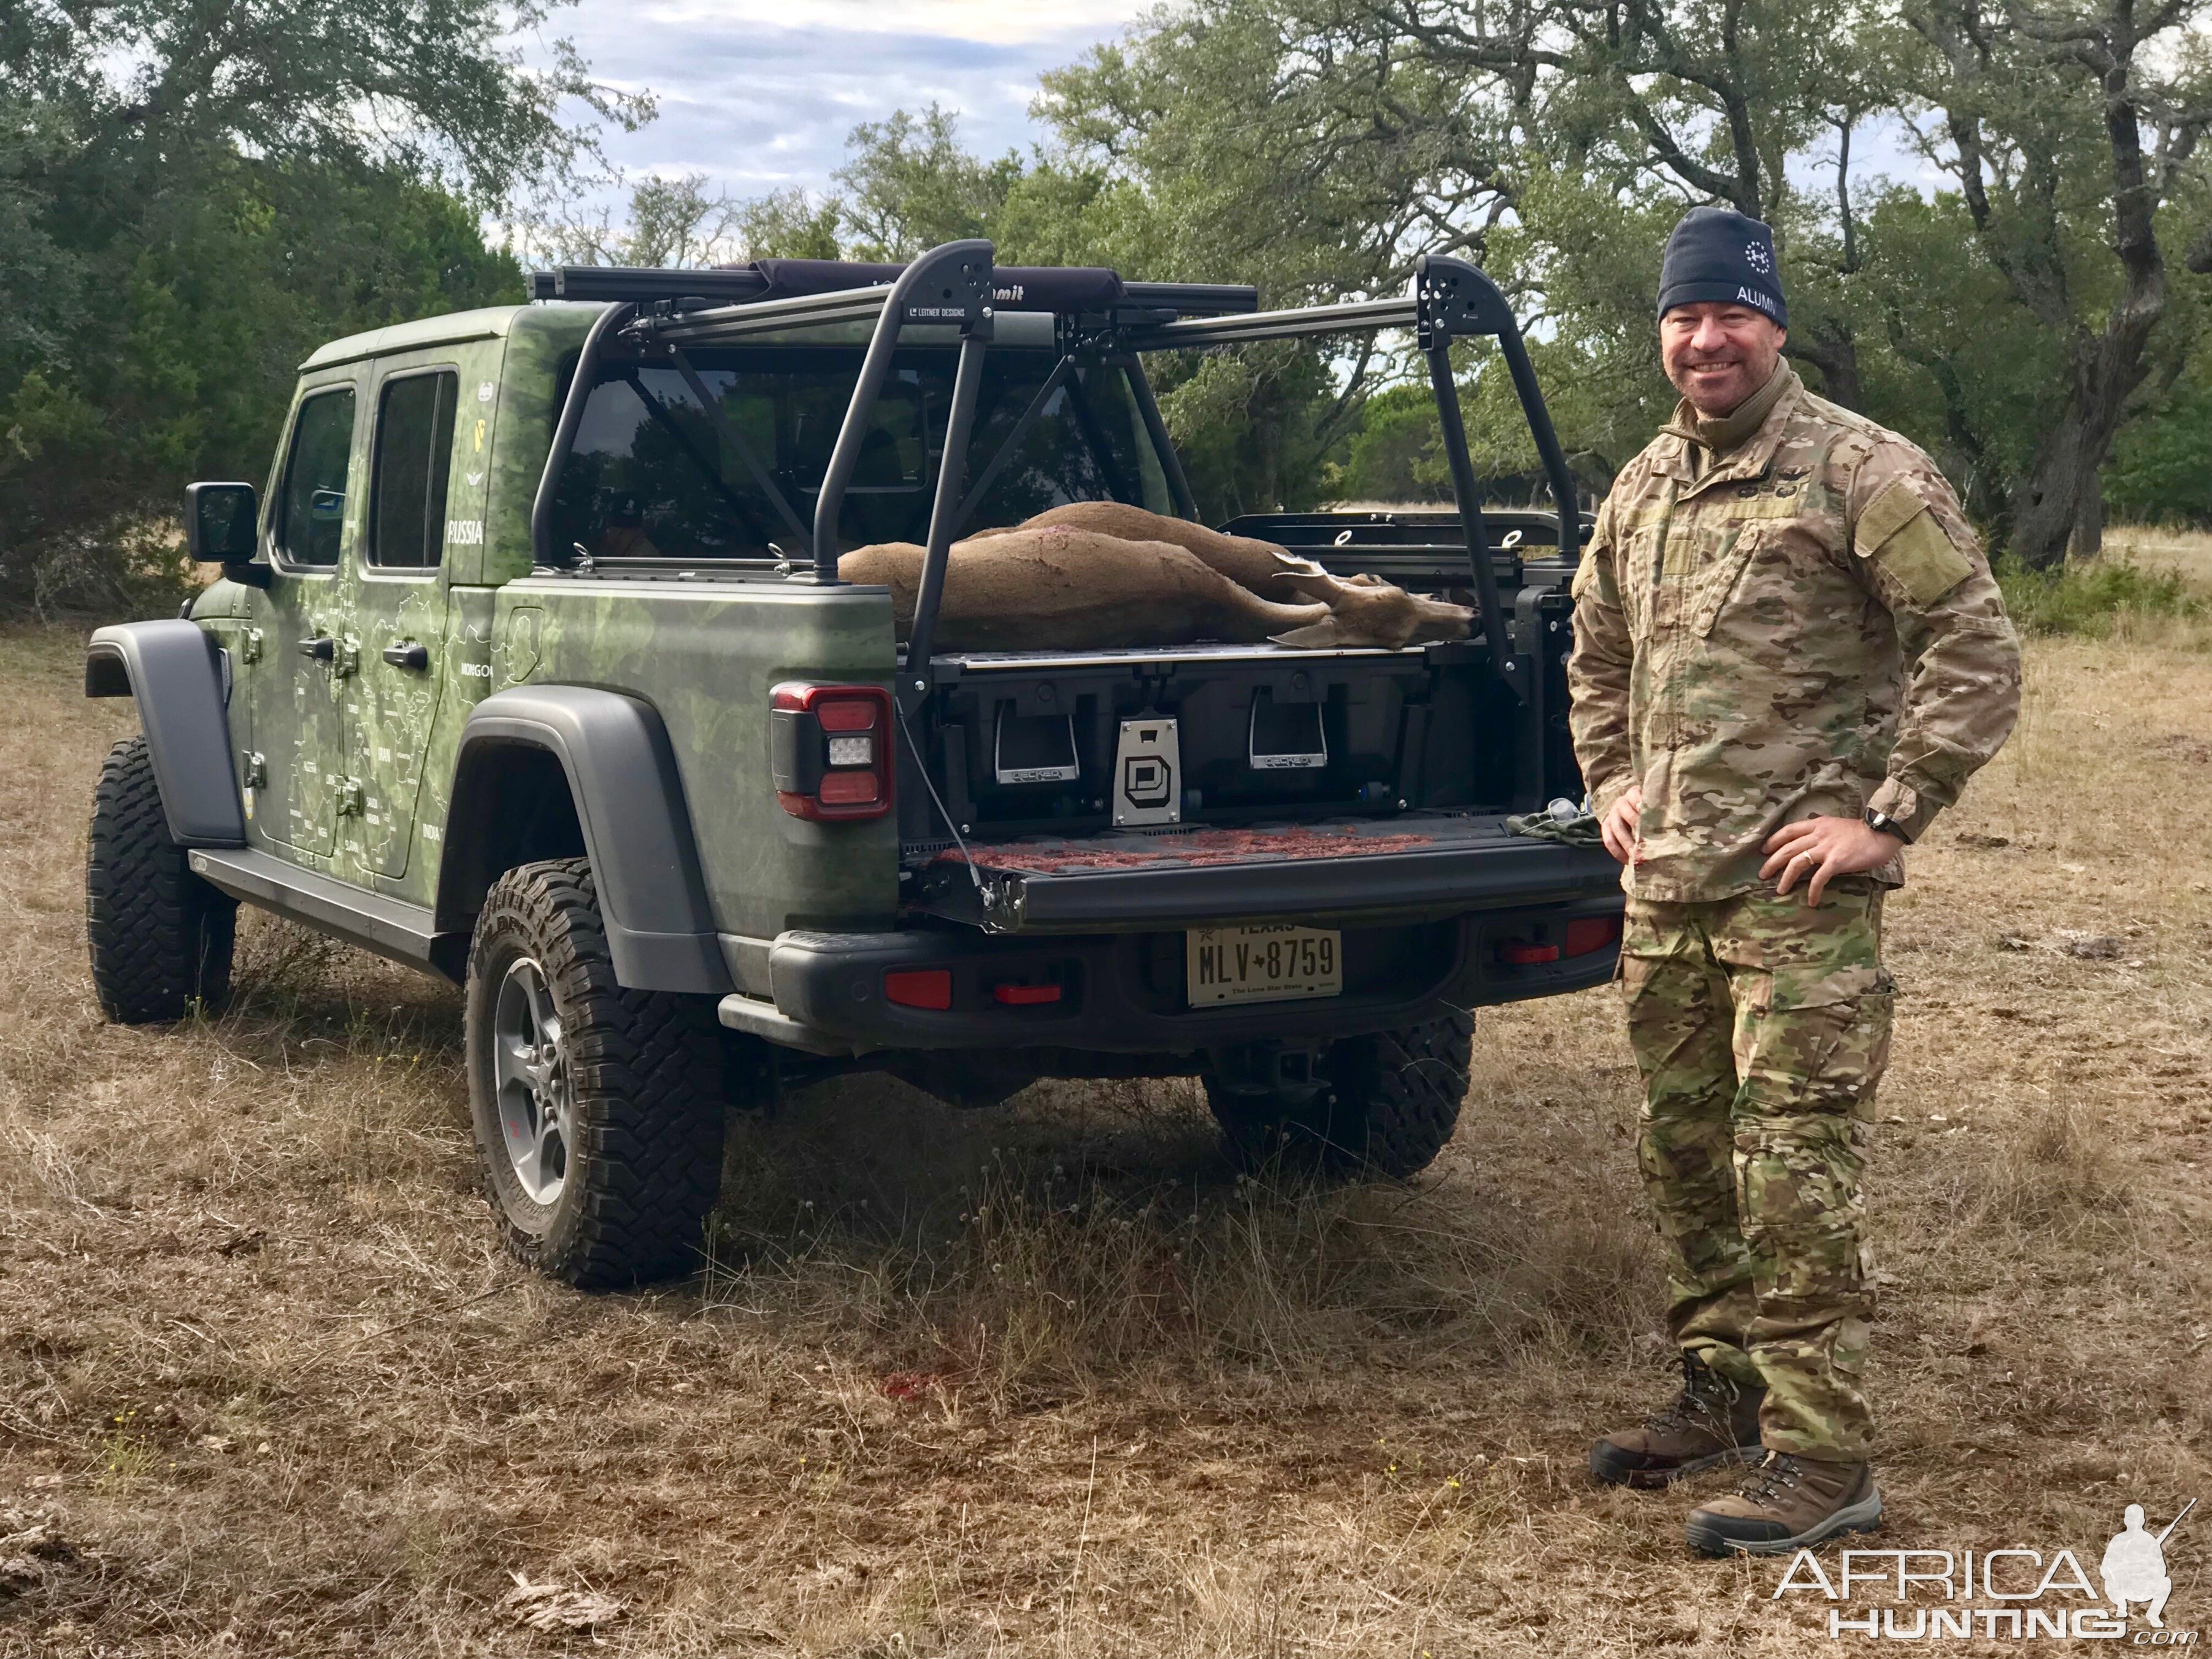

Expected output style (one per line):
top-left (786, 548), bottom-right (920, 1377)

top-left (2108, 524), bottom-right (2212, 587)
top-left (2, 560), bottom-right (2210, 1657)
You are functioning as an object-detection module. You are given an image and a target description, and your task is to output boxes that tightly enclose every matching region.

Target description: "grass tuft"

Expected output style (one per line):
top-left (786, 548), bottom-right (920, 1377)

top-left (1964, 1099), bottom-right (2131, 1236)
top-left (1995, 551), bottom-right (2206, 638)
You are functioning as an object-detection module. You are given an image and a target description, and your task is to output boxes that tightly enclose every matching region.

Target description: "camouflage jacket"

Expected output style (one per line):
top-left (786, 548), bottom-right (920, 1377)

top-left (1565, 367), bottom-right (2021, 902)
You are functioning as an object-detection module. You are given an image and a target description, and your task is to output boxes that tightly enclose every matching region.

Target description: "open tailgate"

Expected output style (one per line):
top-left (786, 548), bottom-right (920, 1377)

top-left (905, 812), bottom-right (1620, 933)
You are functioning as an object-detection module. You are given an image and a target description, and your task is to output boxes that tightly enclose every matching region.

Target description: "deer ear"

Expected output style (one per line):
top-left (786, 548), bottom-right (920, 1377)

top-left (1277, 569), bottom-right (1345, 605)
top-left (1270, 617), bottom-right (1350, 648)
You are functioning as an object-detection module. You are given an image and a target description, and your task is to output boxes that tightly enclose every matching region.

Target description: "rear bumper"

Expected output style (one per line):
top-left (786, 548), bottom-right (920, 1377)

top-left (720, 893), bottom-right (1622, 1057)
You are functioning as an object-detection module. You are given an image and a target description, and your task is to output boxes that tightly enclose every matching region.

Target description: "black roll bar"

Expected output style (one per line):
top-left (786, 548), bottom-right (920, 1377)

top-left (1423, 345), bottom-right (1513, 703)
top-left (1411, 258), bottom-right (1514, 704)
top-left (1410, 254), bottom-right (1582, 563)
top-left (1121, 262), bottom-right (1582, 562)
top-left (810, 239), bottom-right (994, 582)
top-left (1408, 253), bottom-right (1584, 706)
top-left (1124, 358), bottom-right (1199, 522)
top-left (1118, 254), bottom-right (1581, 702)
top-left (1496, 328), bottom-right (1583, 556)
top-left (903, 333), bottom-right (989, 699)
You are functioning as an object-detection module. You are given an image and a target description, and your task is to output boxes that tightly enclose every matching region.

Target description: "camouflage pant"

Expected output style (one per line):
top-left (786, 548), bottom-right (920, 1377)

top-left (1620, 883), bottom-right (1895, 1460)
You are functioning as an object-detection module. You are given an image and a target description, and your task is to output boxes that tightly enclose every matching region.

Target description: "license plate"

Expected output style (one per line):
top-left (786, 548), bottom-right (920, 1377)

top-left (1186, 923), bottom-right (1343, 1007)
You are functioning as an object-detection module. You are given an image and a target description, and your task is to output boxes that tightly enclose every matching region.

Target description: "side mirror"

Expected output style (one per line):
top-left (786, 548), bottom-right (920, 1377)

top-left (184, 482), bottom-right (269, 588)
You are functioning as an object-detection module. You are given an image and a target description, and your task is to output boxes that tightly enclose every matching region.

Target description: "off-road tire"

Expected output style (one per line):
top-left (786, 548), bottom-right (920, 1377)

top-left (1207, 1010), bottom-right (1472, 1180)
top-left (464, 858), bottom-right (725, 1288)
top-left (85, 735), bottom-right (237, 1023)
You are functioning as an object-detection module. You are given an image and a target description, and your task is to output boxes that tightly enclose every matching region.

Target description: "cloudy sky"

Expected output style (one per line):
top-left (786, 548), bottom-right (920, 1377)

top-left (532, 0), bottom-right (1935, 231)
top-left (544, 0), bottom-right (1153, 206)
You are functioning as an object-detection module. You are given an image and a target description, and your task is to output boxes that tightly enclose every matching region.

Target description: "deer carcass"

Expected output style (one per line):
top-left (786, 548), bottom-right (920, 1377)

top-left (967, 501), bottom-right (1311, 602)
top-left (970, 503), bottom-right (1476, 647)
top-left (838, 527), bottom-right (1330, 652)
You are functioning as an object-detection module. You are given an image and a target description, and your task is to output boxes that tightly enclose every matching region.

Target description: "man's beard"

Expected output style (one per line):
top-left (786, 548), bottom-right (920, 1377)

top-left (1672, 356), bottom-right (1761, 403)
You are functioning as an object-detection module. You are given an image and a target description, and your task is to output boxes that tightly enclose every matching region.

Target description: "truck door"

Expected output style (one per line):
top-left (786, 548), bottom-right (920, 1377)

top-left (338, 359), bottom-right (463, 886)
top-left (244, 379), bottom-right (358, 859)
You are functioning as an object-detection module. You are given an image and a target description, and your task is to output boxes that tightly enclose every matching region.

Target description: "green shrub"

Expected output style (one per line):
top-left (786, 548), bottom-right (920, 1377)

top-left (1338, 382), bottom-right (1445, 503)
top-left (1994, 553), bottom-right (2206, 636)
top-left (2103, 387), bottom-right (2212, 529)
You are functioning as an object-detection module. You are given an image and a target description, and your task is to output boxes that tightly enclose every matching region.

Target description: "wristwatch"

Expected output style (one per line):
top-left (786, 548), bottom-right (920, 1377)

top-left (1863, 807), bottom-right (1908, 842)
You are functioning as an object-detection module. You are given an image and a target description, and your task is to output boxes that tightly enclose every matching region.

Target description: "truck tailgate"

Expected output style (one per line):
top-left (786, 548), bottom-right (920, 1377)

top-left (905, 812), bottom-right (1621, 933)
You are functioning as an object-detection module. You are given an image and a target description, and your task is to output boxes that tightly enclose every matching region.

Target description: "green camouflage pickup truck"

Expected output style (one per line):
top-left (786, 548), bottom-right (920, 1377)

top-left (84, 239), bottom-right (1623, 1287)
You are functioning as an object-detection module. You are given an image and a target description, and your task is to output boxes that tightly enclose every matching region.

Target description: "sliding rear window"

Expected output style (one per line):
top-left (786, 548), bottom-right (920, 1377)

top-left (548, 345), bottom-right (1173, 563)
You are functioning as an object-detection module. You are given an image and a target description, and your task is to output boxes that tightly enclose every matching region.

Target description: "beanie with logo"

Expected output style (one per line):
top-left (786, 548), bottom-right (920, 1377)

top-left (1657, 207), bottom-right (1786, 328)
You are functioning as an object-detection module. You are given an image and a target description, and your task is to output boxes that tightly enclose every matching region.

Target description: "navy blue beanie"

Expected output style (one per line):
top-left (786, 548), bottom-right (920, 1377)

top-left (1657, 207), bottom-right (1786, 328)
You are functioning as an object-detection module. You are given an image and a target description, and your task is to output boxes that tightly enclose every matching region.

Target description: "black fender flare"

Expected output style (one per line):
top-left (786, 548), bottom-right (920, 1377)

top-left (85, 620), bottom-right (245, 846)
top-left (436, 687), bottom-right (731, 995)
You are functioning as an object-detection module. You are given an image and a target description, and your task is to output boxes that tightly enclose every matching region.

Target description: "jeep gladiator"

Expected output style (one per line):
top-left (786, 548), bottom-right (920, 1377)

top-left (84, 239), bottom-right (1623, 1285)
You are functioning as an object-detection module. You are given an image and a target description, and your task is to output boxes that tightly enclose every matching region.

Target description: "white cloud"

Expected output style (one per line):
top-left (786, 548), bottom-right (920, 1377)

top-left (540, 0), bottom-right (1150, 206)
top-left (629, 0), bottom-right (1150, 44)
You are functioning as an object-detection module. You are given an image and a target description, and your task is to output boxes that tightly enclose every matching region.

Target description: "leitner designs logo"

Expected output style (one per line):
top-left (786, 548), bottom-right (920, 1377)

top-left (1772, 1501), bottom-right (2196, 1642)
top-left (1122, 754), bottom-right (1173, 809)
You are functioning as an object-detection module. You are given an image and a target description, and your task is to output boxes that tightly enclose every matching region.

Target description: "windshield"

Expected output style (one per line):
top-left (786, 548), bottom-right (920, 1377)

top-left (549, 345), bottom-right (1174, 562)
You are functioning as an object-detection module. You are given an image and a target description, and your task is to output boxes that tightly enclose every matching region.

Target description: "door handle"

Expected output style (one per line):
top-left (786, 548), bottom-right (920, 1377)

top-left (297, 634), bottom-right (334, 661)
top-left (382, 641), bottom-right (430, 671)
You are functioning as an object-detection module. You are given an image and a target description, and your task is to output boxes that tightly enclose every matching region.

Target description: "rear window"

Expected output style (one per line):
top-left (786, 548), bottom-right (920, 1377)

top-left (369, 371), bottom-right (458, 569)
top-left (549, 345), bottom-right (1173, 563)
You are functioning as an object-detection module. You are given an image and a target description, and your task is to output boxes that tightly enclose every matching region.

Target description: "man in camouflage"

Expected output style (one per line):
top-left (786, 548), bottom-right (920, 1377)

top-left (1566, 206), bottom-right (2021, 1555)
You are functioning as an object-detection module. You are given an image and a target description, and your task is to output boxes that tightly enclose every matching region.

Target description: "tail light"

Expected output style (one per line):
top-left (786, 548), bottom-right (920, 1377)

top-left (1497, 939), bottom-right (1561, 965)
top-left (1565, 915), bottom-right (1623, 958)
top-left (1496, 914), bottom-right (1621, 968)
top-left (883, 968), bottom-right (953, 1009)
top-left (770, 682), bottom-right (894, 821)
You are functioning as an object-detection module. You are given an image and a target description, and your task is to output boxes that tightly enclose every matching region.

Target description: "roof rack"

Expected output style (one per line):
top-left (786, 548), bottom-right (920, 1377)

top-left (529, 266), bottom-right (768, 306)
top-left (528, 261), bottom-right (1258, 320)
top-left (529, 239), bottom-right (1576, 710)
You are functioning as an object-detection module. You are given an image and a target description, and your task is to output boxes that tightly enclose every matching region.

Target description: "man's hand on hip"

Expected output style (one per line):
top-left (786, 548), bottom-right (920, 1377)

top-left (1761, 816), bottom-right (1902, 906)
top-left (1599, 785), bottom-right (1643, 865)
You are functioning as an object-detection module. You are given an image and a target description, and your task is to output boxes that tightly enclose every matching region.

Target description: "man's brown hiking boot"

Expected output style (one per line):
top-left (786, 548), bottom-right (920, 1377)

top-left (1685, 1452), bottom-right (1883, 1555)
top-left (1590, 1352), bottom-right (1764, 1489)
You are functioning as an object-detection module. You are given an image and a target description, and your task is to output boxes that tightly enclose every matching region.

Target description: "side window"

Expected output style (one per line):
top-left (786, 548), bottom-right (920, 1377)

top-left (370, 370), bottom-right (459, 569)
top-left (276, 388), bottom-right (358, 568)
